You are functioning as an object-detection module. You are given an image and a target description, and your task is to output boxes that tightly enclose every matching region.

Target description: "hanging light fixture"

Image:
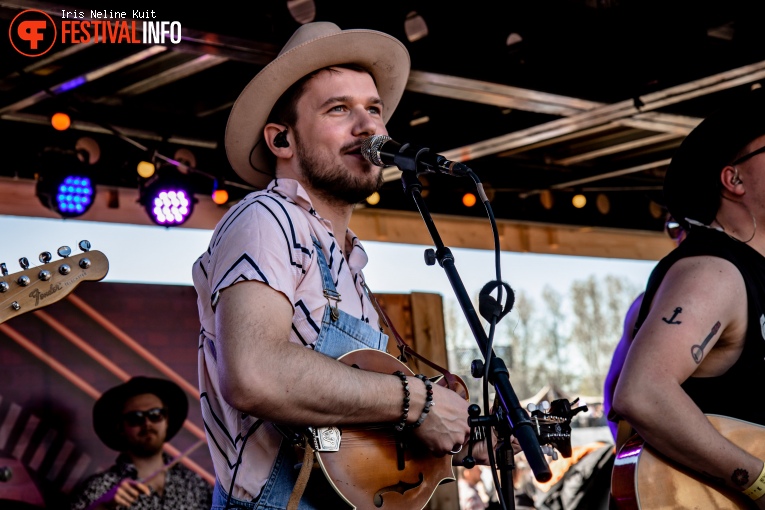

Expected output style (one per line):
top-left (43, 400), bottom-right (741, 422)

top-left (35, 137), bottom-right (99, 218)
top-left (139, 163), bottom-right (196, 226)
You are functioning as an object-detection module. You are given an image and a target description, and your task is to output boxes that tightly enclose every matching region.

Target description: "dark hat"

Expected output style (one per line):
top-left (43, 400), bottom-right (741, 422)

top-left (93, 376), bottom-right (188, 452)
top-left (664, 87), bottom-right (765, 229)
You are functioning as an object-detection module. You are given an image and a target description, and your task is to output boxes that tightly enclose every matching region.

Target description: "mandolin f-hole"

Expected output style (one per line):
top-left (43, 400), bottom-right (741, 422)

top-left (373, 472), bottom-right (424, 508)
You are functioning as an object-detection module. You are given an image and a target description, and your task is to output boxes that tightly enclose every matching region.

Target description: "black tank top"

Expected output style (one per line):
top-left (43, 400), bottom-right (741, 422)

top-left (636, 228), bottom-right (765, 425)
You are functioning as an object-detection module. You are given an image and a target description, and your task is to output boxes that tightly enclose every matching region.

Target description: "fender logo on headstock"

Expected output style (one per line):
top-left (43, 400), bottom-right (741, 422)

top-left (29, 283), bottom-right (64, 306)
top-left (1, 242), bottom-right (109, 324)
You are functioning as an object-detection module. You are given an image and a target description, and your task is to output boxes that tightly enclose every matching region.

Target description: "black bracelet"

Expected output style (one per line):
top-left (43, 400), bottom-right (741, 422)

top-left (409, 374), bottom-right (434, 429)
top-left (392, 371), bottom-right (410, 432)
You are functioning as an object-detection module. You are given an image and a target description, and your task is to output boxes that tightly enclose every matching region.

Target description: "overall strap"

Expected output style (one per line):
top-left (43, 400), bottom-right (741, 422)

top-left (362, 281), bottom-right (461, 391)
top-left (286, 236), bottom-right (340, 510)
top-left (311, 236), bottom-right (341, 321)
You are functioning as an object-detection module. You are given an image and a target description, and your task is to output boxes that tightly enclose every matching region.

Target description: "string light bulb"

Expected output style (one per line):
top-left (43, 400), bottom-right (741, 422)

top-left (365, 192), bottom-right (381, 205)
top-left (462, 192), bottom-right (477, 207)
top-left (212, 188), bottom-right (229, 205)
top-left (572, 194), bottom-right (587, 209)
top-left (540, 190), bottom-right (554, 210)
top-left (137, 160), bottom-right (155, 178)
top-left (51, 112), bottom-right (71, 131)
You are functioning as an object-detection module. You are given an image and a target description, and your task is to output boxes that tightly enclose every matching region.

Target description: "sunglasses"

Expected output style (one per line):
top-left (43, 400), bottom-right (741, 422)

top-left (122, 407), bottom-right (167, 427)
top-left (665, 220), bottom-right (684, 241)
top-left (730, 145), bottom-right (765, 166)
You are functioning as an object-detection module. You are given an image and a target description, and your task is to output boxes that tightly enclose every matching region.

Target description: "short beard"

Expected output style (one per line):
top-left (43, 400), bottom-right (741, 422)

top-left (296, 132), bottom-right (383, 206)
top-left (130, 442), bottom-right (163, 458)
top-left (126, 430), bottom-right (165, 458)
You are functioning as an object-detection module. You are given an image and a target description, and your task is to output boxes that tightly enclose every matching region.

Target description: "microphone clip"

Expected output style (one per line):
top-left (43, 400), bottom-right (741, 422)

top-left (388, 140), bottom-right (431, 174)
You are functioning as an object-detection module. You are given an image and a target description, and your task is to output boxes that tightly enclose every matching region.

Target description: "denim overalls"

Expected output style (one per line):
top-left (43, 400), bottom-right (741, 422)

top-left (212, 236), bottom-right (388, 510)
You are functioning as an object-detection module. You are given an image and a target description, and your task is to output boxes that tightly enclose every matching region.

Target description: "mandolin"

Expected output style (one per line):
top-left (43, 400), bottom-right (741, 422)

top-left (299, 348), bottom-right (581, 510)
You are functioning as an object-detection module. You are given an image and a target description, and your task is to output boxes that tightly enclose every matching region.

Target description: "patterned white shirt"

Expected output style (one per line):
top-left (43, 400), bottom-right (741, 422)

top-left (68, 453), bottom-right (211, 510)
top-left (192, 178), bottom-right (381, 501)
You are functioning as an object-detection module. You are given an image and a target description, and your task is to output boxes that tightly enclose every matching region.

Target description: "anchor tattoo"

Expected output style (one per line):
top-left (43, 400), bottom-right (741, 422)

top-left (662, 307), bottom-right (683, 324)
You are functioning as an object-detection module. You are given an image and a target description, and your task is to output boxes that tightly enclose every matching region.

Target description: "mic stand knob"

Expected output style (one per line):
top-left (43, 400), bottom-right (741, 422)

top-left (462, 403), bottom-right (498, 469)
top-left (470, 359), bottom-right (485, 378)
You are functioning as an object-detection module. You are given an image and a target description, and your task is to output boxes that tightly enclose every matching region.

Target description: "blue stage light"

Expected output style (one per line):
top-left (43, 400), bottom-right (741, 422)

top-left (35, 147), bottom-right (97, 218)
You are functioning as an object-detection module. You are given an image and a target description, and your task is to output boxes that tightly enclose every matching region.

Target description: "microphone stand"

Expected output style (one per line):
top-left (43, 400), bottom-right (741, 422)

top-left (398, 169), bottom-right (552, 509)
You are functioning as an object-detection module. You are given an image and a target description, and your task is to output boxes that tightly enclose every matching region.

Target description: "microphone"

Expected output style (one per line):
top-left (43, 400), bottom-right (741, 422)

top-left (361, 135), bottom-right (472, 177)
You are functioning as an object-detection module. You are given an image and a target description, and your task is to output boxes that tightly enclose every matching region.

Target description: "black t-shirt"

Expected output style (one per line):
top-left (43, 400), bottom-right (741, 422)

top-left (636, 228), bottom-right (765, 425)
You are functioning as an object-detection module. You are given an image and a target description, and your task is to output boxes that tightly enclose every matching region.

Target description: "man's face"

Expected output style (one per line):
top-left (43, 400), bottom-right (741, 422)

top-left (735, 133), bottom-right (765, 212)
top-left (120, 393), bottom-right (168, 458)
top-left (291, 67), bottom-right (387, 205)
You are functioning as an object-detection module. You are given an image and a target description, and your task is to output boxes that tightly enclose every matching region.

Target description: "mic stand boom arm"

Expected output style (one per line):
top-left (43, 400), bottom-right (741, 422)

top-left (398, 169), bottom-right (553, 489)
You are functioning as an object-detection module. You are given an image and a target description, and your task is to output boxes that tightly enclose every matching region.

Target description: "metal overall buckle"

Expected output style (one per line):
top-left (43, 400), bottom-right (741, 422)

top-left (324, 289), bottom-right (342, 321)
top-left (307, 426), bottom-right (342, 452)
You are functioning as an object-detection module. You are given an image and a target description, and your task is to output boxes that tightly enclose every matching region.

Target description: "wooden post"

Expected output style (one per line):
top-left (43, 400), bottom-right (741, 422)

top-left (374, 292), bottom-right (461, 510)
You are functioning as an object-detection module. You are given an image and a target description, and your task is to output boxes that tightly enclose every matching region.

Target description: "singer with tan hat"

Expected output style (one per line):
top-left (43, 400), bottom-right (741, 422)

top-left (192, 21), bottom-right (502, 509)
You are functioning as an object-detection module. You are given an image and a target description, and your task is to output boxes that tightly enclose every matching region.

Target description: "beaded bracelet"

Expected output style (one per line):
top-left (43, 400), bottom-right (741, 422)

top-left (743, 462), bottom-right (765, 501)
top-left (392, 371), bottom-right (410, 432)
top-left (409, 374), bottom-right (434, 429)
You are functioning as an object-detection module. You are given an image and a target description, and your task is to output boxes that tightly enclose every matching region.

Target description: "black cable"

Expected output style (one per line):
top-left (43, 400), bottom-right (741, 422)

top-left (469, 169), bottom-right (512, 510)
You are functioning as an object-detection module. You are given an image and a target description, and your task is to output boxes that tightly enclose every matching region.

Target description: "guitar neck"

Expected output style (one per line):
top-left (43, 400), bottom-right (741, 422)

top-left (0, 249), bottom-right (109, 324)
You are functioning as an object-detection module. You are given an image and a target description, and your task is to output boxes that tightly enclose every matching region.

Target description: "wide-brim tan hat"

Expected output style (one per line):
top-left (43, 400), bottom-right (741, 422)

top-left (225, 21), bottom-right (411, 189)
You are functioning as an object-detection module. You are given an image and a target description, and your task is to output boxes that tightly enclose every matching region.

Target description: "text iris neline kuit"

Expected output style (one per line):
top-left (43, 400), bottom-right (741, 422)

top-left (61, 10), bottom-right (158, 19)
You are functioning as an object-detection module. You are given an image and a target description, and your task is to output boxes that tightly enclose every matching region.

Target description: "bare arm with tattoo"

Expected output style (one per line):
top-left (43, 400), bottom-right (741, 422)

top-left (613, 255), bottom-right (765, 503)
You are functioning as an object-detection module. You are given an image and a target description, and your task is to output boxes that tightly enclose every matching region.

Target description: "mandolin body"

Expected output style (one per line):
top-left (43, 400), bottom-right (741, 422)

top-left (313, 349), bottom-right (460, 510)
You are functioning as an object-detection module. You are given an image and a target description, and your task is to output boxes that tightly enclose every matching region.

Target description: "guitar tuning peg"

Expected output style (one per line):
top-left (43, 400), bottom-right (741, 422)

top-left (0, 263), bottom-right (7, 276)
top-left (540, 401), bottom-right (551, 413)
top-left (526, 403), bottom-right (538, 413)
top-left (57, 246), bottom-right (72, 258)
top-left (39, 252), bottom-right (52, 264)
top-left (78, 240), bottom-right (91, 252)
top-left (19, 257), bottom-right (29, 270)
top-left (541, 445), bottom-right (558, 461)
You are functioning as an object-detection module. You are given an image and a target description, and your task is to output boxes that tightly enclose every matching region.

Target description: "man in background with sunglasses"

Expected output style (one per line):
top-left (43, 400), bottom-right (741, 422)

top-left (611, 87), bottom-right (765, 507)
top-left (69, 376), bottom-right (212, 509)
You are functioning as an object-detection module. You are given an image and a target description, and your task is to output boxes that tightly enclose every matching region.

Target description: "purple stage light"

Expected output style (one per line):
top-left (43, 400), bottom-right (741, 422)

top-left (148, 188), bottom-right (192, 225)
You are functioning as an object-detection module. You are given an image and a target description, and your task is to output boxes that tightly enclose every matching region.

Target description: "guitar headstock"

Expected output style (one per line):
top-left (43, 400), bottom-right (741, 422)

top-left (0, 240), bottom-right (108, 324)
top-left (528, 398), bottom-right (588, 459)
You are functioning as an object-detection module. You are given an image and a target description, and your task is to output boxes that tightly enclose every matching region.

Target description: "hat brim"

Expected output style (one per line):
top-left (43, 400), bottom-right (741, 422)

top-left (225, 28), bottom-right (410, 189)
top-left (93, 377), bottom-right (188, 452)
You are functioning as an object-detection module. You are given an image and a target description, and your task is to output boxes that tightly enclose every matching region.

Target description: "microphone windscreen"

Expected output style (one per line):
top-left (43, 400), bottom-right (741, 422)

top-left (360, 135), bottom-right (392, 166)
